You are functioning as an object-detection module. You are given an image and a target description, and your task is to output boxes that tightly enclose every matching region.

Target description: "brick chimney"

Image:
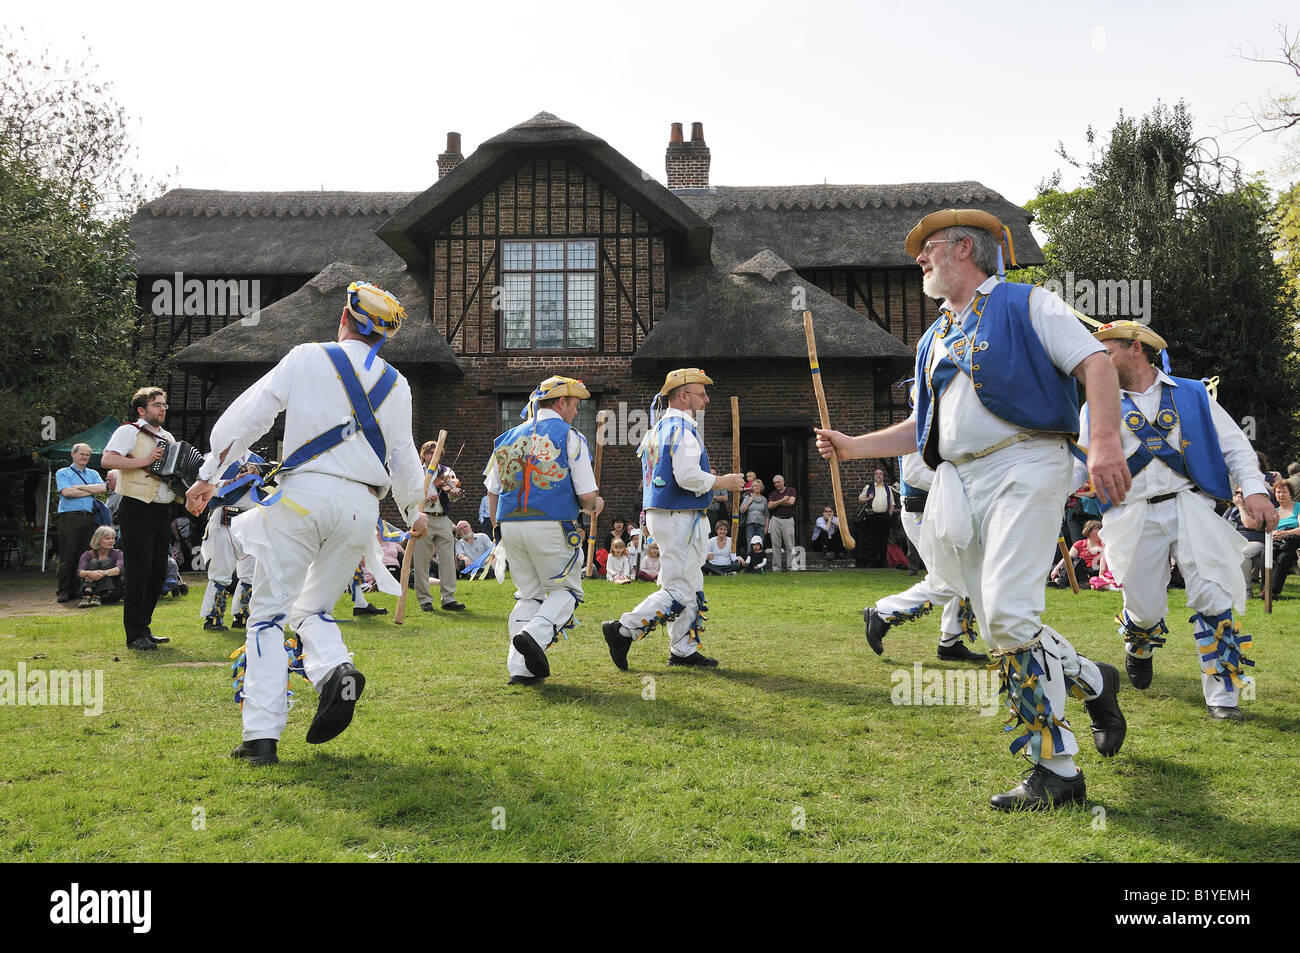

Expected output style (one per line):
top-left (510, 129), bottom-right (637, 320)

top-left (437, 132), bottom-right (464, 179)
top-left (665, 121), bottom-right (711, 190)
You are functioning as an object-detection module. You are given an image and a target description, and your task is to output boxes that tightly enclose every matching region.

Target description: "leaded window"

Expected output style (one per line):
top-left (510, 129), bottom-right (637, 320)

top-left (501, 240), bottom-right (597, 350)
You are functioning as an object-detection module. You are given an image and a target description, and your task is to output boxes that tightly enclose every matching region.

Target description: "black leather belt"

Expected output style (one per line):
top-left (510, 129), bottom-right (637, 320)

top-left (1148, 488), bottom-right (1198, 506)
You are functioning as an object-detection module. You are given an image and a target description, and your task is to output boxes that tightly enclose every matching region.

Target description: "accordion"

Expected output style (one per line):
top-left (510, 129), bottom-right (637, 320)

top-left (147, 439), bottom-right (205, 492)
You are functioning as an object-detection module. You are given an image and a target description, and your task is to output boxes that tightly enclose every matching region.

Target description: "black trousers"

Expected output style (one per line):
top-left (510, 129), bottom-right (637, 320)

top-left (862, 512), bottom-right (892, 567)
top-left (118, 497), bottom-right (172, 644)
top-left (56, 510), bottom-right (95, 599)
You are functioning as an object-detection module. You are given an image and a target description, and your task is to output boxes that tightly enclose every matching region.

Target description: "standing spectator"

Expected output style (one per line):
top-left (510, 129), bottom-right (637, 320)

top-left (856, 467), bottom-right (899, 567)
top-left (77, 525), bottom-right (124, 607)
top-left (55, 442), bottom-right (105, 603)
top-left (703, 521), bottom-right (740, 574)
top-left (478, 493), bottom-right (492, 533)
top-left (453, 519), bottom-right (491, 572)
top-left (102, 387), bottom-right (176, 650)
top-left (605, 538), bottom-right (634, 584)
top-left (637, 541), bottom-right (662, 581)
top-left (411, 445), bottom-right (465, 612)
top-left (766, 474), bottom-right (797, 572)
top-left (740, 478), bottom-right (768, 548)
top-left (811, 505), bottom-right (845, 558)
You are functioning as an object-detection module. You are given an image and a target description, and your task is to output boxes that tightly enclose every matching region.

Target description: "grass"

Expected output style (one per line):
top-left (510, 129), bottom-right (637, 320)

top-left (1, 568), bottom-right (1297, 862)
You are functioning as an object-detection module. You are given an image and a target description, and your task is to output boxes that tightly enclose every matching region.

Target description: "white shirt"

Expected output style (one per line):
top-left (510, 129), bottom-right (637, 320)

top-left (926, 277), bottom-right (1104, 460)
top-left (104, 420), bottom-right (177, 504)
top-left (605, 552), bottom-right (634, 578)
top-left (1078, 370), bottom-right (1267, 501)
top-left (482, 407), bottom-right (597, 496)
top-left (705, 535), bottom-right (735, 565)
top-left (814, 515), bottom-right (840, 538)
top-left (900, 451), bottom-right (934, 493)
top-left (198, 339), bottom-right (425, 525)
top-left (661, 408), bottom-right (715, 498)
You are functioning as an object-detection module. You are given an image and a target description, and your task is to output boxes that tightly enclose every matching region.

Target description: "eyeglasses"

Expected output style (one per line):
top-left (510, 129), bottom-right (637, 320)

top-left (919, 238), bottom-right (964, 256)
top-left (148, 401), bottom-right (169, 409)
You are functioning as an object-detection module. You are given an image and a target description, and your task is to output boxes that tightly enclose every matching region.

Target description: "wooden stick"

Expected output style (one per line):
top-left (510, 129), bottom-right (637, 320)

top-left (586, 410), bottom-right (608, 576)
top-left (802, 311), bottom-right (855, 550)
top-left (730, 396), bottom-right (741, 554)
top-left (395, 429), bottom-right (446, 624)
top-left (1057, 536), bottom-right (1081, 594)
top-left (1264, 533), bottom-right (1273, 614)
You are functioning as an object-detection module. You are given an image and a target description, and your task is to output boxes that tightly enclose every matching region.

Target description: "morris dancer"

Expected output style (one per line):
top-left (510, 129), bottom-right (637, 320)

top-left (864, 451), bottom-right (988, 664)
top-left (816, 210), bottom-right (1129, 811)
top-left (1083, 321), bottom-right (1274, 720)
top-left (186, 281), bottom-right (427, 765)
top-left (198, 454), bottom-right (265, 631)
top-left (602, 368), bottom-right (744, 670)
top-left (484, 376), bottom-right (601, 684)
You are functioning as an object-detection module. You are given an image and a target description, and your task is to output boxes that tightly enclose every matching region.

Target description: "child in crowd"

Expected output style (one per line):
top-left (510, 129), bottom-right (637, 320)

top-left (637, 542), bottom-right (661, 581)
top-left (739, 535), bottom-right (768, 573)
top-left (606, 538), bottom-right (634, 584)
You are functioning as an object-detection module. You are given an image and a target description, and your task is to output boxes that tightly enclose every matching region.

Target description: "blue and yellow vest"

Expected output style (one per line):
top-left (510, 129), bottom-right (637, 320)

top-left (492, 416), bottom-right (584, 521)
top-left (914, 282), bottom-right (1081, 467)
top-left (641, 414), bottom-right (710, 511)
top-left (1117, 377), bottom-right (1233, 502)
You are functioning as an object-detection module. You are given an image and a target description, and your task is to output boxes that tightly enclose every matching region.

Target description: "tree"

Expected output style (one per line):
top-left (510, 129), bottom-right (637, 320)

top-left (0, 30), bottom-right (152, 456)
top-left (1019, 102), bottom-right (1300, 464)
top-left (1231, 23), bottom-right (1300, 175)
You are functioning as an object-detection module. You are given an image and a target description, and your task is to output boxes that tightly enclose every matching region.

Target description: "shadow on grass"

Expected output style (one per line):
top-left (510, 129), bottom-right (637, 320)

top-left (710, 665), bottom-right (882, 707)
top-left (1106, 755), bottom-right (1300, 861)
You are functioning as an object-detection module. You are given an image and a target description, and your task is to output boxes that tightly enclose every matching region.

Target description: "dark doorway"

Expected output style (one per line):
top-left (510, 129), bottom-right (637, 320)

top-left (741, 427), bottom-right (810, 543)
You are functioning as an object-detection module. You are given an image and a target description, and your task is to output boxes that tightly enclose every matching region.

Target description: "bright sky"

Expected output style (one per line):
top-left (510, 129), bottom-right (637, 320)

top-left (3, 0), bottom-right (1297, 205)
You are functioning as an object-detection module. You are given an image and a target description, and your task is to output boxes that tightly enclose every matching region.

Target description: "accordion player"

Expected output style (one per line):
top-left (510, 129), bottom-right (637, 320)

top-left (146, 438), bottom-right (205, 493)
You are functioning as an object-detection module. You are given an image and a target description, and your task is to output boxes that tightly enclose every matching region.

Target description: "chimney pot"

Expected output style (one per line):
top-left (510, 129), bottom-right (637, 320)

top-left (669, 122), bottom-right (684, 144)
top-left (446, 131), bottom-right (461, 153)
top-left (690, 122), bottom-right (705, 143)
top-left (437, 130), bottom-right (465, 180)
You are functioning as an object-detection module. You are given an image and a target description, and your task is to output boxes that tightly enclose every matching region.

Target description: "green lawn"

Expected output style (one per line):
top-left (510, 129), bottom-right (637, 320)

top-left (1, 569), bottom-right (1297, 862)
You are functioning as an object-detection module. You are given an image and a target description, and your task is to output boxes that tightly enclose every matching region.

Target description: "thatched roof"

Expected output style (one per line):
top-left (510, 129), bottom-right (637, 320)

top-left (680, 182), bottom-right (1043, 270)
top-left (170, 262), bottom-right (463, 375)
top-left (378, 112), bottom-right (714, 269)
top-left (630, 249), bottom-right (915, 375)
top-left (131, 190), bottom-right (415, 275)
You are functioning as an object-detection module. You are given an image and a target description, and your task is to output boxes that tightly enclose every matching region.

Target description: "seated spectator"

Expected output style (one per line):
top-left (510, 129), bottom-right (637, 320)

top-left (1049, 520), bottom-right (1105, 587)
top-left (637, 542), bottom-right (661, 582)
top-left (739, 535), bottom-right (768, 574)
top-left (740, 478), bottom-right (768, 548)
top-left (1065, 483), bottom-right (1101, 543)
top-left (77, 526), bottom-right (124, 608)
top-left (453, 520), bottom-right (492, 573)
top-left (1269, 479), bottom-right (1300, 597)
top-left (703, 521), bottom-right (740, 575)
top-left (171, 514), bottom-right (196, 571)
top-left (810, 505), bottom-right (845, 558)
top-left (1225, 487), bottom-right (1267, 593)
top-left (606, 538), bottom-right (634, 584)
top-left (161, 555), bottom-right (187, 597)
top-left (377, 527), bottom-right (404, 574)
top-left (596, 517), bottom-right (629, 577)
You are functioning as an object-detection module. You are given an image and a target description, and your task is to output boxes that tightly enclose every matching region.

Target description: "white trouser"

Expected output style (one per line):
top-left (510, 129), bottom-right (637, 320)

top-left (769, 516), bottom-right (795, 571)
top-left (619, 509), bottom-right (708, 658)
top-left (233, 472), bottom-right (377, 741)
top-left (932, 437), bottom-right (1102, 775)
top-left (501, 521), bottom-right (584, 677)
top-left (412, 513), bottom-right (456, 607)
top-left (875, 509), bottom-right (963, 641)
top-left (1103, 496), bottom-right (1241, 707)
top-left (200, 515), bottom-right (255, 618)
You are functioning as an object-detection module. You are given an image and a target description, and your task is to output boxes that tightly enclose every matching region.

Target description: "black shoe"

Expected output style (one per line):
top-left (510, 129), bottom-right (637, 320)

top-left (204, 619), bottom-right (228, 632)
top-left (230, 739), bottom-right (278, 765)
top-left (352, 604), bottom-right (388, 616)
top-left (864, 607), bottom-right (889, 655)
top-left (148, 634), bottom-right (171, 644)
top-left (602, 620), bottom-right (632, 671)
top-left (508, 674), bottom-right (544, 686)
top-left (990, 764), bottom-right (1086, 811)
top-left (1084, 662), bottom-right (1126, 757)
top-left (420, 603), bottom-right (434, 612)
top-left (937, 641), bottom-right (990, 664)
top-left (512, 633), bottom-right (551, 678)
top-left (1124, 651), bottom-right (1153, 690)
top-left (57, 594), bottom-right (73, 603)
top-left (1208, 705), bottom-right (1245, 721)
top-left (668, 651), bottom-right (718, 667)
top-left (127, 638), bottom-right (157, 651)
top-left (231, 615), bottom-right (248, 630)
top-left (178, 584), bottom-right (190, 596)
top-left (441, 600), bottom-right (466, 611)
top-left (306, 662), bottom-right (366, 744)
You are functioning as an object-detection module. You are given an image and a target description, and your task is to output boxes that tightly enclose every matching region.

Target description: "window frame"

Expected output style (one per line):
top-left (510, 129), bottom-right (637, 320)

top-left (498, 395), bottom-right (599, 452)
top-left (498, 239), bottom-right (600, 353)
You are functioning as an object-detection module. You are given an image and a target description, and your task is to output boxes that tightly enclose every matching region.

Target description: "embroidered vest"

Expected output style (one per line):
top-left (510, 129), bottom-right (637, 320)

top-left (641, 415), bottom-right (711, 511)
top-left (492, 416), bottom-right (583, 521)
top-left (914, 282), bottom-right (1081, 467)
top-left (1119, 377), bottom-right (1233, 502)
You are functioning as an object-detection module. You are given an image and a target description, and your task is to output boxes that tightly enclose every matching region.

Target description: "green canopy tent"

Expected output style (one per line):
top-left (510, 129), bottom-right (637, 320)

top-left (27, 417), bottom-right (122, 571)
